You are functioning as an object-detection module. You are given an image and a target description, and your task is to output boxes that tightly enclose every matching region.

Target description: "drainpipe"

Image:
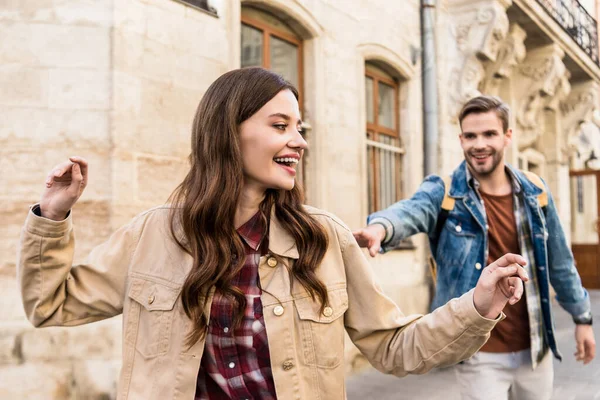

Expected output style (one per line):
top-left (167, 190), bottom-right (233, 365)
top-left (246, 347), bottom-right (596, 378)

top-left (421, 0), bottom-right (439, 176)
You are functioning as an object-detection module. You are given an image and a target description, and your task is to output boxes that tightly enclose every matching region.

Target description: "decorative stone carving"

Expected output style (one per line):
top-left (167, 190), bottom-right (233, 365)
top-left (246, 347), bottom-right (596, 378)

top-left (515, 44), bottom-right (571, 150)
top-left (480, 24), bottom-right (527, 95)
top-left (447, 0), bottom-right (510, 119)
top-left (562, 81), bottom-right (599, 152)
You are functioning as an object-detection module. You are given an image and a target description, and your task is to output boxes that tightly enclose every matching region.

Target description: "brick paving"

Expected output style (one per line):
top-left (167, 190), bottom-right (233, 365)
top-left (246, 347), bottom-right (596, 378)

top-left (346, 290), bottom-right (600, 400)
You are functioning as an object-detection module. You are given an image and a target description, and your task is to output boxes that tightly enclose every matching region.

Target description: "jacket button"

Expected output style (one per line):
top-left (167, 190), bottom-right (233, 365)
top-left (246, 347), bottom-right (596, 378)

top-left (267, 257), bottom-right (278, 267)
top-left (455, 225), bottom-right (462, 233)
top-left (323, 307), bottom-right (333, 317)
top-left (475, 263), bottom-right (482, 270)
top-left (148, 295), bottom-right (155, 304)
top-left (273, 305), bottom-right (284, 316)
top-left (282, 360), bottom-right (294, 371)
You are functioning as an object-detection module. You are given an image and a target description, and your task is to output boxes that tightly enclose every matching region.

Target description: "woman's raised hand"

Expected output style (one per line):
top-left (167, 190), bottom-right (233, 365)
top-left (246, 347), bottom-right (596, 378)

top-left (39, 156), bottom-right (88, 221)
top-left (472, 253), bottom-right (529, 320)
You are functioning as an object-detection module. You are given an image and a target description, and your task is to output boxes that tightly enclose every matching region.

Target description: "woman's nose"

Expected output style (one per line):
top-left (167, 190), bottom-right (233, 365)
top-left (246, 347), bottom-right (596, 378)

top-left (289, 130), bottom-right (308, 150)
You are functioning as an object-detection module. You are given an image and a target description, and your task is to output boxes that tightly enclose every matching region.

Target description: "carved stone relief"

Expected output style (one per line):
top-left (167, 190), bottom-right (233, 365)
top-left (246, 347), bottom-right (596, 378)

top-left (514, 44), bottom-right (571, 150)
top-left (480, 24), bottom-right (527, 96)
top-left (447, 1), bottom-right (510, 119)
top-left (562, 81), bottom-right (599, 154)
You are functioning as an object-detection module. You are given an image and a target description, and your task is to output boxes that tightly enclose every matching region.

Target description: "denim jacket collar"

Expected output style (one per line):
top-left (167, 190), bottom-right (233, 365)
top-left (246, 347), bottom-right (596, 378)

top-left (449, 161), bottom-right (543, 198)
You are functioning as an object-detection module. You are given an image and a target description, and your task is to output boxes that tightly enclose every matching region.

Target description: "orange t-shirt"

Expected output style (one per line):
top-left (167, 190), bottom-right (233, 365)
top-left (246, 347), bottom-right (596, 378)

top-left (479, 189), bottom-right (531, 353)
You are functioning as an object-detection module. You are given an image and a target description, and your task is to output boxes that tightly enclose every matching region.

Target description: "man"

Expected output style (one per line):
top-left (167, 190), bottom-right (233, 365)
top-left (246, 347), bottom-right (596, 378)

top-left (353, 95), bottom-right (596, 400)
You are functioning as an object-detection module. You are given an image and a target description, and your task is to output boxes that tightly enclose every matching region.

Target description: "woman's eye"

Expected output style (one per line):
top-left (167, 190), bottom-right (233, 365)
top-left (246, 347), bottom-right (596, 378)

top-left (273, 124), bottom-right (287, 131)
top-left (298, 128), bottom-right (306, 136)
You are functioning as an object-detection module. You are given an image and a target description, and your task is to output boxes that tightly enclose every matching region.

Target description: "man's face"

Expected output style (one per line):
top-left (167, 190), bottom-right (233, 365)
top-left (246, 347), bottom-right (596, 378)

top-left (459, 111), bottom-right (512, 177)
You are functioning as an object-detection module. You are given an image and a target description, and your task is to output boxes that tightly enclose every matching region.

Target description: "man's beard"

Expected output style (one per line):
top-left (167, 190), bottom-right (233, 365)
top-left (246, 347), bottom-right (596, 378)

top-left (465, 150), bottom-right (503, 176)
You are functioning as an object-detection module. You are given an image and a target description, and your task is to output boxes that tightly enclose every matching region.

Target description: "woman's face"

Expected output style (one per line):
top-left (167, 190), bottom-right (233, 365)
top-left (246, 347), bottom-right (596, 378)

top-left (239, 89), bottom-right (307, 192)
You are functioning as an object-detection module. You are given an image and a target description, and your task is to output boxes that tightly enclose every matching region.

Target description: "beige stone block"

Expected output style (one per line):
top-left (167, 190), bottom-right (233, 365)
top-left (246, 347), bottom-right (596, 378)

top-left (0, 23), bottom-right (110, 68)
top-left (145, 4), bottom-right (186, 48)
top-left (70, 199), bottom-right (114, 262)
top-left (135, 154), bottom-right (188, 205)
top-left (114, 0), bottom-right (148, 35)
top-left (48, 69), bottom-right (110, 110)
top-left (0, 66), bottom-right (48, 107)
top-left (113, 71), bottom-right (142, 116)
top-left (0, 273), bottom-right (27, 321)
top-left (0, 107), bottom-right (109, 148)
top-left (0, 363), bottom-right (73, 399)
top-left (108, 151), bottom-right (137, 207)
top-left (134, 79), bottom-right (198, 155)
top-left (172, 53), bottom-right (228, 92)
top-left (53, 0), bottom-right (113, 27)
top-left (0, 0), bottom-right (55, 23)
top-left (112, 30), bottom-right (144, 73)
top-left (0, 320), bottom-right (30, 364)
top-left (138, 37), bottom-right (176, 85)
top-left (144, 0), bottom-right (186, 18)
top-left (72, 360), bottom-right (120, 400)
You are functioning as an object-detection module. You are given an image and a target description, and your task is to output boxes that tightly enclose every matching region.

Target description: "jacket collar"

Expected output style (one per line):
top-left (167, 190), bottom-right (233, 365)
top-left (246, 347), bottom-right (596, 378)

top-left (449, 161), bottom-right (542, 198)
top-left (268, 210), bottom-right (299, 259)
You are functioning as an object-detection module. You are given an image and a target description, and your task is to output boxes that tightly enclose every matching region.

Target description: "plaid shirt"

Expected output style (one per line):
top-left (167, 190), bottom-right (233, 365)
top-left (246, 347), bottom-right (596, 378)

top-left (467, 168), bottom-right (546, 367)
top-left (195, 212), bottom-right (277, 399)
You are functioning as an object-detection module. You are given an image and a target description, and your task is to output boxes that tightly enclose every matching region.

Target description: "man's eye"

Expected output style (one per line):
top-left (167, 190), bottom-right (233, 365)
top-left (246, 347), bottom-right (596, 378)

top-left (273, 124), bottom-right (287, 131)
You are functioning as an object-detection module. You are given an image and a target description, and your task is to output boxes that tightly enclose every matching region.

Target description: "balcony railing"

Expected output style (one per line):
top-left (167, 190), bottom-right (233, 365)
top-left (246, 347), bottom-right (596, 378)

top-left (536, 0), bottom-right (599, 65)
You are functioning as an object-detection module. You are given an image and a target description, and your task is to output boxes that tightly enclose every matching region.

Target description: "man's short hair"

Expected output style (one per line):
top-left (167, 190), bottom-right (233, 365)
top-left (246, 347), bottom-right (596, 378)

top-left (458, 95), bottom-right (510, 133)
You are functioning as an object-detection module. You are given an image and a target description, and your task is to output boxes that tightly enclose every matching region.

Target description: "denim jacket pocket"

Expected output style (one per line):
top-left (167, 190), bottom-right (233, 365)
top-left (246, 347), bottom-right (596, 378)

top-left (294, 288), bottom-right (348, 369)
top-left (127, 275), bottom-right (181, 358)
top-left (436, 217), bottom-right (479, 294)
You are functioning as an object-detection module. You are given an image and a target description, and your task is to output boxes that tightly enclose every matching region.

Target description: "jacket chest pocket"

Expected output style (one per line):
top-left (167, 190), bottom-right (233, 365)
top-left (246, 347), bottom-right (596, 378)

top-left (437, 217), bottom-right (477, 268)
top-left (294, 288), bottom-right (349, 369)
top-left (127, 276), bottom-right (181, 358)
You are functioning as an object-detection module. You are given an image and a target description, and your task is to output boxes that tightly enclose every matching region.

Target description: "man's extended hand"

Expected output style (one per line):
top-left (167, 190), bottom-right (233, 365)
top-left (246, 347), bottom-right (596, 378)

top-left (353, 224), bottom-right (386, 257)
top-left (575, 324), bottom-right (596, 364)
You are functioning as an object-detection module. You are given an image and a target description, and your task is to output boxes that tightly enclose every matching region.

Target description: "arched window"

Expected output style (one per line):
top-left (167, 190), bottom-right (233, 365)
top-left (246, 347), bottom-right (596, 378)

top-left (241, 6), bottom-right (306, 186)
top-left (365, 62), bottom-right (404, 213)
top-left (241, 7), bottom-right (303, 106)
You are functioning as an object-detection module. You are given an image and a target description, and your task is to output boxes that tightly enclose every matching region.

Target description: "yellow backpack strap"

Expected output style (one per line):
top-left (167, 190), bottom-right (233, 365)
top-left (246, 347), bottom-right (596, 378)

top-left (441, 175), bottom-right (455, 211)
top-left (429, 175), bottom-right (455, 287)
top-left (520, 170), bottom-right (548, 207)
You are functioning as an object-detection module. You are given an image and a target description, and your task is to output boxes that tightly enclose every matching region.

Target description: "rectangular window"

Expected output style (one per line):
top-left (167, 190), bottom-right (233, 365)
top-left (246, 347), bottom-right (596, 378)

top-left (365, 64), bottom-right (403, 213)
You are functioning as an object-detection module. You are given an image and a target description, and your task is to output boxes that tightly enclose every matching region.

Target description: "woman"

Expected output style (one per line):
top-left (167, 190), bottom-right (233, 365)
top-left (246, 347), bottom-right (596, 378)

top-left (18, 67), bottom-right (527, 399)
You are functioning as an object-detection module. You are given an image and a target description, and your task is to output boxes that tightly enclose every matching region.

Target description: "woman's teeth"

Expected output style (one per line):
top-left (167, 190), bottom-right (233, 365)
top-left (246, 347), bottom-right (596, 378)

top-left (274, 157), bottom-right (299, 164)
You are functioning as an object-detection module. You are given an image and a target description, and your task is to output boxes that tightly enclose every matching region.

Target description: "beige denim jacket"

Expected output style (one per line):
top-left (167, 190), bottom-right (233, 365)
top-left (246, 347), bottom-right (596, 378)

top-left (18, 205), bottom-right (500, 400)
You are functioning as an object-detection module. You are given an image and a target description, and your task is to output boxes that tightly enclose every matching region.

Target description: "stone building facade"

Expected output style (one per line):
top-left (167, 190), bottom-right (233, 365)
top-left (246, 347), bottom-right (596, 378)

top-left (1, 0), bottom-right (600, 398)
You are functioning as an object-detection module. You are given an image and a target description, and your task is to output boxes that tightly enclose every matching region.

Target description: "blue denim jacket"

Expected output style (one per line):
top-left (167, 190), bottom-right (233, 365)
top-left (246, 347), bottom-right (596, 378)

top-left (368, 161), bottom-right (590, 359)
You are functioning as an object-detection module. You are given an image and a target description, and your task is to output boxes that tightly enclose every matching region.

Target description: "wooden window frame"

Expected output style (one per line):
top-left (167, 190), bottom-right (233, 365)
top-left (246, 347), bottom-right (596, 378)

top-left (241, 15), bottom-right (304, 108)
top-left (365, 68), bottom-right (402, 212)
top-left (365, 70), bottom-right (399, 138)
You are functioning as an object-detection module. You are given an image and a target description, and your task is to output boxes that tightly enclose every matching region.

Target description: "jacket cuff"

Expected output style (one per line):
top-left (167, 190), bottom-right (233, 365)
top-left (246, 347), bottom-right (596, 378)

top-left (456, 289), bottom-right (505, 335)
top-left (558, 290), bottom-right (591, 318)
top-left (368, 217), bottom-right (394, 244)
top-left (25, 204), bottom-right (72, 238)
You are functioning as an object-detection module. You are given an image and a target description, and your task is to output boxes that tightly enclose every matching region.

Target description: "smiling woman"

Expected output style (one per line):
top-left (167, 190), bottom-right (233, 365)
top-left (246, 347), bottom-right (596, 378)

top-left (18, 67), bottom-right (528, 400)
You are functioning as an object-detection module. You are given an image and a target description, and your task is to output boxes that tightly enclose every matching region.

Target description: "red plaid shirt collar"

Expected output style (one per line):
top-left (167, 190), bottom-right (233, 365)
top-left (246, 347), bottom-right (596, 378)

top-left (195, 212), bottom-right (276, 400)
top-left (237, 212), bottom-right (267, 252)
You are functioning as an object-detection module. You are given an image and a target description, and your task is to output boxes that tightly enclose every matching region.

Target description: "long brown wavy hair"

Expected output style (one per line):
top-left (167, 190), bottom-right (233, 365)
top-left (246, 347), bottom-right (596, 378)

top-left (169, 67), bottom-right (329, 346)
